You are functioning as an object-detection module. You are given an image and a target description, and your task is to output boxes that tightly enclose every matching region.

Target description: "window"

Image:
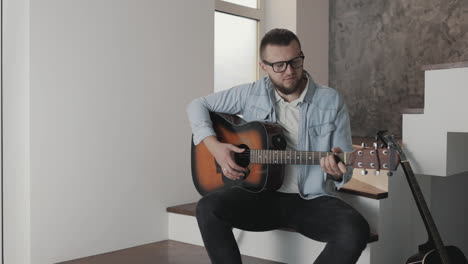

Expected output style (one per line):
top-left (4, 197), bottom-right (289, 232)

top-left (214, 0), bottom-right (264, 92)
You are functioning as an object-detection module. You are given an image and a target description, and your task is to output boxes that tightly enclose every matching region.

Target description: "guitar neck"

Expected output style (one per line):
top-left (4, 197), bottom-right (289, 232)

top-left (248, 149), bottom-right (349, 165)
top-left (400, 161), bottom-right (451, 263)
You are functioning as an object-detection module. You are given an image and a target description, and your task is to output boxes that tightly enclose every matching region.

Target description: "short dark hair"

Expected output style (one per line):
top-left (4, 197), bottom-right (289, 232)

top-left (259, 28), bottom-right (301, 59)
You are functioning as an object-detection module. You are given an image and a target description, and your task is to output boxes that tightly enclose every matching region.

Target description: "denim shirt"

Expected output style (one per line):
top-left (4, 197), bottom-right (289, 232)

top-left (187, 72), bottom-right (353, 199)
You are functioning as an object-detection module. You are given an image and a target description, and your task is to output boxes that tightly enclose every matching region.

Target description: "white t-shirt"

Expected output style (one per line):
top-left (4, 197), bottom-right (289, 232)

top-left (274, 77), bottom-right (309, 193)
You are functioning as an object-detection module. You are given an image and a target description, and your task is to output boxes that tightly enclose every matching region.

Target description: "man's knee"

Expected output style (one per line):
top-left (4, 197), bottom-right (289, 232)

top-left (196, 194), bottom-right (222, 224)
top-left (339, 214), bottom-right (370, 250)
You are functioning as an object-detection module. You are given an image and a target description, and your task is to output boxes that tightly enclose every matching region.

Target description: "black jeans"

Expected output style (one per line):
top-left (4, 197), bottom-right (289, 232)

top-left (196, 188), bottom-right (370, 264)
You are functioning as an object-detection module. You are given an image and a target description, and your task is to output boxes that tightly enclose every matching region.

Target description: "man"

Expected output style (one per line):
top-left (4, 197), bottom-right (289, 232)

top-left (187, 28), bottom-right (369, 264)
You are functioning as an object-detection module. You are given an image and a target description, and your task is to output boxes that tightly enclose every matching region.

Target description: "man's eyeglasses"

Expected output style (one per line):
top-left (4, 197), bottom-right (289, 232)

top-left (262, 53), bottom-right (305, 73)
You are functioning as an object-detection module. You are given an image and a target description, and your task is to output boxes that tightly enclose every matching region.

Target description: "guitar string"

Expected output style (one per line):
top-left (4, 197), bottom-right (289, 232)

top-left (233, 151), bottom-right (343, 157)
top-left (233, 150), bottom-right (342, 155)
top-left (233, 150), bottom-right (345, 164)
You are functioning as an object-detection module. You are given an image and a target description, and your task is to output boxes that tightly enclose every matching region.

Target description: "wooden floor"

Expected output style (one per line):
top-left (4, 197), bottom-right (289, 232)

top-left (57, 240), bottom-right (284, 264)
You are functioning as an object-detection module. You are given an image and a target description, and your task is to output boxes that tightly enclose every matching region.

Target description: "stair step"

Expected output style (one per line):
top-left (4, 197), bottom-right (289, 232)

top-left (167, 202), bottom-right (378, 243)
top-left (57, 240), bottom-right (284, 264)
top-left (338, 178), bottom-right (388, 200)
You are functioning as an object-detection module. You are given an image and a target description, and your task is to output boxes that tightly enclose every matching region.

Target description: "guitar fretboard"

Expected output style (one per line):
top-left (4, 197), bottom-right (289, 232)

top-left (248, 150), bottom-right (348, 165)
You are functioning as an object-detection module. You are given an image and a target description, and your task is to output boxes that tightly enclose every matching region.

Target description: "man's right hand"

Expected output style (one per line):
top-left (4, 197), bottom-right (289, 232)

top-left (203, 136), bottom-right (247, 180)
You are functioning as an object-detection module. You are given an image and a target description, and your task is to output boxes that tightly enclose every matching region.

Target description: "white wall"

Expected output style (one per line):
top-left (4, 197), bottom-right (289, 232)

top-left (297, 0), bottom-right (329, 86)
top-left (3, 0), bottom-right (31, 263)
top-left (264, 0), bottom-right (296, 33)
top-left (4, 0), bottom-right (213, 263)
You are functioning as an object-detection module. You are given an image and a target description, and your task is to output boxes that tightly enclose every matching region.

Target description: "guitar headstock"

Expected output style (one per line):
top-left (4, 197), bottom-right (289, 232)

top-left (348, 140), bottom-right (401, 176)
top-left (376, 130), bottom-right (406, 160)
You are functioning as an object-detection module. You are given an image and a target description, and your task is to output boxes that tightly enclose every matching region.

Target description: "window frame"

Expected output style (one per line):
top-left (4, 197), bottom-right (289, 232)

top-left (215, 0), bottom-right (265, 80)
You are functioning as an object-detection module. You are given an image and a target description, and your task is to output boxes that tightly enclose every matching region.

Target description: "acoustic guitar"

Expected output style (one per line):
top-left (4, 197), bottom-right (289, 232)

top-left (377, 131), bottom-right (468, 264)
top-left (191, 112), bottom-right (400, 196)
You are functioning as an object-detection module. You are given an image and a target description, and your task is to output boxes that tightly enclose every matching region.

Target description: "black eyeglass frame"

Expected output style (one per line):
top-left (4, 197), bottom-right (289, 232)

top-left (262, 53), bottom-right (305, 73)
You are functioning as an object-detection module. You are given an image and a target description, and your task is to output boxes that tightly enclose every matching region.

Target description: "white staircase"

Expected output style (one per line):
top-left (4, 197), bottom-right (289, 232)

top-left (366, 62), bottom-right (468, 264)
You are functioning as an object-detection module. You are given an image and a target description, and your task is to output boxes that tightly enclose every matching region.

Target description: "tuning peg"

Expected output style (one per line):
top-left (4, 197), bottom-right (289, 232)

top-left (373, 142), bottom-right (378, 149)
top-left (361, 169), bottom-right (368, 175)
top-left (387, 171), bottom-right (393, 176)
top-left (361, 143), bottom-right (367, 148)
top-left (375, 170), bottom-right (380, 176)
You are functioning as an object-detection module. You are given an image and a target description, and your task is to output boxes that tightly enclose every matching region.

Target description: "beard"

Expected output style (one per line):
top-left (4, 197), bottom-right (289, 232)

top-left (271, 73), bottom-right (304, 95)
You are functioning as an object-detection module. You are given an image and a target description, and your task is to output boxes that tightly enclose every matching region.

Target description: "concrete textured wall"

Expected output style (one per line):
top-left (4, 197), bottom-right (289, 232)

top-left (330, 0), bottom-right (468, 137)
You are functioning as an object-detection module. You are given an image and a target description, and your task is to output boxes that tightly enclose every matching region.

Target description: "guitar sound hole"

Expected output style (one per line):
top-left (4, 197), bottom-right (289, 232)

top-left (272, 135), bottom-right (287, 150)
top-left (235, 144), bottom-right (250, 168)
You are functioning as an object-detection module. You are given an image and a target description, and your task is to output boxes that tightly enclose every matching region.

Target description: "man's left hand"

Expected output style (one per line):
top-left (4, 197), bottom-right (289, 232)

top-left (320, 147), bottom-right (348, 181)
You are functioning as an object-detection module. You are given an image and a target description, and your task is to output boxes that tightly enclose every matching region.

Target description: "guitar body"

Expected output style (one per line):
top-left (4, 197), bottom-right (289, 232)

top-left (406, 245), bottom-right (468, 264)
top-left (191, 112), bottom-right (286, 196)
